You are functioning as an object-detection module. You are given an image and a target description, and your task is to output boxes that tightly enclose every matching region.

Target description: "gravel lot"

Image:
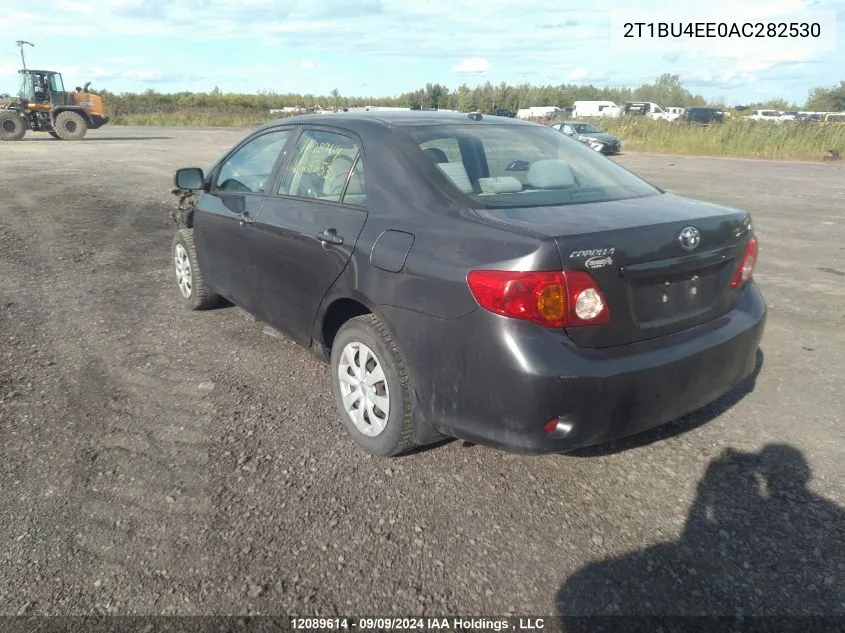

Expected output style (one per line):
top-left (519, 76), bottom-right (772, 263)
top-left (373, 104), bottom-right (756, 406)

top-left (1, 127), bottom-right (843, 618)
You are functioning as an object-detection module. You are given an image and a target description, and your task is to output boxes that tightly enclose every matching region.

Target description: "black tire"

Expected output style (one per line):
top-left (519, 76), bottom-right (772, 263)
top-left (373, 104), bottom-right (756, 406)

top-left (53, 111), bottom-right (88, 141)
top-left (330, 314), bottom-right (415, 457)
top-left (0, 112), bottom-right (26, 141)
top-left (48, 130), bottom-right (60, 139)
top-left (172, 229), bottom-right (220, 310)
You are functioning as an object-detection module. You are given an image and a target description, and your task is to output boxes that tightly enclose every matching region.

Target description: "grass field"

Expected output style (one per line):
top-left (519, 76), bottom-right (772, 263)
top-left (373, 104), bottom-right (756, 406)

top-left (110, 109), bottom-right (845, 162)
top-left (112, 109), bottom-right (275, 128)
top-left (585, 117), bottom-right (845, 161)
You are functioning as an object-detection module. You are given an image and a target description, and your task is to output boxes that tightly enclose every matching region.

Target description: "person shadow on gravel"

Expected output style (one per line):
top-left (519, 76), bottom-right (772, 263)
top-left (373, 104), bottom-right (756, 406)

top-left (556, 444), bottom-right (845, 620)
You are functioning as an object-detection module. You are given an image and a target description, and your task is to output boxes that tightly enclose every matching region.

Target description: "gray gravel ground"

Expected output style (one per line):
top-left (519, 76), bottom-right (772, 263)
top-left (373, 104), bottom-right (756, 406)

top-left (0, 127), bottom-right (843, 618)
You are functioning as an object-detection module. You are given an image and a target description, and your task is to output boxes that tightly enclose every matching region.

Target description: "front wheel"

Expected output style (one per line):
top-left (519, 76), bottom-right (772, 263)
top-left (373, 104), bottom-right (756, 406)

top-left (53, 111), bottom-right (88, 141)
top-left (172, 229), bottom-right (221, 310)
top-left (330, 314), bottom-right (415, 457)
top-left (0, 112), bottom-right (26, 141)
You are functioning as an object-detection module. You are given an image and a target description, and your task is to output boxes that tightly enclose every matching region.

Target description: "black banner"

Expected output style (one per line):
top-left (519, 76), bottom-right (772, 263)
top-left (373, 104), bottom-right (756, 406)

top-left (1, 617), bottom-right (845, 633)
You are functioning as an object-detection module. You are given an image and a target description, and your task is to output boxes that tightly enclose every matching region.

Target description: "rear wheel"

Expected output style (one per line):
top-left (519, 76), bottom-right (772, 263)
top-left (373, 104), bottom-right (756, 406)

top-left (53, 111), bottom-right (88, 141)
top-left (0, 112), bottom-right (26, 141)
top-left (330, 314), bottom-right (415, 457)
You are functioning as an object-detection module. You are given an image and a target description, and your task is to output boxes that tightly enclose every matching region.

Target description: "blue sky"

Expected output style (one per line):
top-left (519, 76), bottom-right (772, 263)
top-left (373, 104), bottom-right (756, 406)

top-left (0, 0), bottom-right (841, 105)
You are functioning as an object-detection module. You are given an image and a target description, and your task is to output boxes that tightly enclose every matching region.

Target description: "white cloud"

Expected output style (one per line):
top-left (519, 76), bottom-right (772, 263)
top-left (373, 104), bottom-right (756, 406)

top-left (451, 57), bottom-right (490, 74)
top-left (0, 62), bottom-right (18, 76)
top-left (298, 60), bottom-right (316, 69)
top-left (568, 68), bottom-right (589, 81)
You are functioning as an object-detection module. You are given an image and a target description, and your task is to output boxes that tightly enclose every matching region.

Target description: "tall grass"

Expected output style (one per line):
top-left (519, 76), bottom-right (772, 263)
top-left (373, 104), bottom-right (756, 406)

top-left (568, 117), bottom-right (845, 161)
top-left (111, 108), bottom-right (277, 127)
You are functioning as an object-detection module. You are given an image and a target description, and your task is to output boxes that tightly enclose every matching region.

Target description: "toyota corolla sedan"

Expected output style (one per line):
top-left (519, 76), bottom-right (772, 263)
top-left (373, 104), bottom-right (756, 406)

top-left (171, 111), bottom-right (765, 457)
top-left (550, 121), bottom-right (621, 155)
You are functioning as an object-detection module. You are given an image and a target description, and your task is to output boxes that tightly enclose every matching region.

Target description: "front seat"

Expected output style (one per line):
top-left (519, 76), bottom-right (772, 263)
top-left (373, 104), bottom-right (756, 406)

top-left (322, 154), bottom-right (356, 199)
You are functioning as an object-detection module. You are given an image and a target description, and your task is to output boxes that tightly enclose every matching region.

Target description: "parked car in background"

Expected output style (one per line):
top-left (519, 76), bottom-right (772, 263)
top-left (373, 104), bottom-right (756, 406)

top-left (679, 107), bottom-right (725, 125)
top-left (748, 110), bottom-right (783, 122)
top-left (823, 112), bottom-right (845, 123)
top-left (623, 101), bottom-right (666, 120)
top-left (170, 110), bottom-right (765, 457)
top-left (663, 107), bottom-right (685, 122)
top-left (550, 120), bottom-right (621, 155)
top-left (487, 108), bottom-right (516, 118)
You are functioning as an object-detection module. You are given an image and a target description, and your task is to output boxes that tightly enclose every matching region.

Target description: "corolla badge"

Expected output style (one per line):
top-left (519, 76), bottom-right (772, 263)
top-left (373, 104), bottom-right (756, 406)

top-left (678, 226), bottom-right (701, 251)
top-left (570, 247), bottom-right (615, 259)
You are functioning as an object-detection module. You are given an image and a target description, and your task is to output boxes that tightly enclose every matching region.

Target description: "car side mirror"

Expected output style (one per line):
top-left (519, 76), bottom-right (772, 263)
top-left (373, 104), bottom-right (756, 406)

top-left (174, 167), bottom-right (205, 190)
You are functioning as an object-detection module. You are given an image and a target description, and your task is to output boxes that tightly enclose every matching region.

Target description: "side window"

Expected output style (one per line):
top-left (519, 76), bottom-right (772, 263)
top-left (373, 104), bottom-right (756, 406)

top-left (279, 129), bottom-right (362, 202)
top-left (562, 125), bottom-right (574, 135)
top-left (215, 129), bottom-right (292, 194)
top-left (342, 156), bottom-right (367, 207)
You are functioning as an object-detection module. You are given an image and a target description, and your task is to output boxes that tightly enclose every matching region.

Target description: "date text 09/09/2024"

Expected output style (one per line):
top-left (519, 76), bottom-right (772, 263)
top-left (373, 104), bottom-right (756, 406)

top-left (622, 21), bottom-right (822, 38)
top-left (290, 617), bottom-right (546, 631)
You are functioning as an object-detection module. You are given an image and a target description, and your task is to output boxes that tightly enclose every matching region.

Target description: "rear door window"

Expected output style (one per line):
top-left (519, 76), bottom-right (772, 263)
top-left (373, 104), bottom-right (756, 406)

top-left (278, 129), bottom-right (362, 202)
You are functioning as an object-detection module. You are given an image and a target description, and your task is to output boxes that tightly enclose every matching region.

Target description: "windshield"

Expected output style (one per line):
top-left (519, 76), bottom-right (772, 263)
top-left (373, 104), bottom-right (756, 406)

top-left (406, 124), bottom-right (660, 209)
top-left (572, 123), bottom-right (602, 134)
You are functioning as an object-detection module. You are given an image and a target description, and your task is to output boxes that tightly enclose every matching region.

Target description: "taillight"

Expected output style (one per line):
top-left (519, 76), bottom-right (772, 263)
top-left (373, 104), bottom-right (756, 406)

top-left (731, 237), bottom-right (758, 289)
top-left (466, 269), bottom-right (609, 328)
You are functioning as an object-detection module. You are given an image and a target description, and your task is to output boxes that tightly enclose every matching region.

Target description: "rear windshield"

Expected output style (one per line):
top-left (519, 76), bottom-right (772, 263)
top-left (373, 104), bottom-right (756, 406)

top-left (405, 124), bottom-right (660, 208)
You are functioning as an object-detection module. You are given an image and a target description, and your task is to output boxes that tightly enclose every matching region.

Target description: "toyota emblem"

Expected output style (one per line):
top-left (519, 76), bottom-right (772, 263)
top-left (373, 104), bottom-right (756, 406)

top-left (679, 226), bottom-right (701, 251)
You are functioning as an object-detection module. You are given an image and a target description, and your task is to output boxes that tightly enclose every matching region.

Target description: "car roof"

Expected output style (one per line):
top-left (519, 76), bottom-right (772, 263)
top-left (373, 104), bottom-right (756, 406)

top-left (254, 110), bottom-right (539, 135)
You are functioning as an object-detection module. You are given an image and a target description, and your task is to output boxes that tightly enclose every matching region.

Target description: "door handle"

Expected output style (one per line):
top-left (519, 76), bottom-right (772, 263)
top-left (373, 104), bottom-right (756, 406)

top-left (317, 229), bottom-right (344, 245)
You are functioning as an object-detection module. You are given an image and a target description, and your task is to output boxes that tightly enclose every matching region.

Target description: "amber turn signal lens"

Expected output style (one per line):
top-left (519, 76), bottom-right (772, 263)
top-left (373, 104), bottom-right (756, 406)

top-left (537, 283), bottom-right (565, 322)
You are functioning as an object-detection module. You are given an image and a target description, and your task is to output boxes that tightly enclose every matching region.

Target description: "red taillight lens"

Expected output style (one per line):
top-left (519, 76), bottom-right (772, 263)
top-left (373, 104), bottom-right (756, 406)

top-left (731, 237), bottom-right (758, 289)
top-left (466, 269), bottom-right (609, 328)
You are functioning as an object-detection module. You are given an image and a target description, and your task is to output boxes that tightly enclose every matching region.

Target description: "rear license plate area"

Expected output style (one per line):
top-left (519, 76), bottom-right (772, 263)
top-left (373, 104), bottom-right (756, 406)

top-left (631, 271), bottom-right (719, 324)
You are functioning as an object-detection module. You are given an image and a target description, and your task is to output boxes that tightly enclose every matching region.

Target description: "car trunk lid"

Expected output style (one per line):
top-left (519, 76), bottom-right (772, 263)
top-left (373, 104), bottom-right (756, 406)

top-left (472, 193), bottom-right (753, 348)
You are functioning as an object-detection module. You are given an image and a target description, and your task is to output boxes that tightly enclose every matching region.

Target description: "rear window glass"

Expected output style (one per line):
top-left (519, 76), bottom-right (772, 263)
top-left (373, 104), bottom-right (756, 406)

top-left (405, 124), bottom-right (660, 208)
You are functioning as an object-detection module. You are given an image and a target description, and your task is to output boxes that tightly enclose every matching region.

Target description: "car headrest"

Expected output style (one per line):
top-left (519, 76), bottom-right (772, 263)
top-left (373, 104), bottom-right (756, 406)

top-left (478, 176), bottom-right (523, 194)
top-left (436, 162), bottom-right (474, 194)
top-left (424, 147), bottom-right (449, 163)
top-left (323, 154), bottom-right (355, 197)
top-left (526, 159), bottom-right (576, 189)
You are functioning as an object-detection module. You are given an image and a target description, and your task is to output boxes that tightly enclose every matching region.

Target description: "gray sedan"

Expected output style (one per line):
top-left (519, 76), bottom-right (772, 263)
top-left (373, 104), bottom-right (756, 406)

top-left (550, 120), bottom-right (621, 155)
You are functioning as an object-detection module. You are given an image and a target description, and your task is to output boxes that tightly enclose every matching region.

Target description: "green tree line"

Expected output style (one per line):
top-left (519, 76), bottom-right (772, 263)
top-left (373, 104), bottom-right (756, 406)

top-left (98, 74), bottom-right (845, 119)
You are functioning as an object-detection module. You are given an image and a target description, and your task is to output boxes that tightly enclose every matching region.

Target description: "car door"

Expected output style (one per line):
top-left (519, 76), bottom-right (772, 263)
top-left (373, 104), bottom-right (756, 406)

top-left (250, 127), bottom-right (369, 346)
top-left (193, 127), bottom-right (295, 317)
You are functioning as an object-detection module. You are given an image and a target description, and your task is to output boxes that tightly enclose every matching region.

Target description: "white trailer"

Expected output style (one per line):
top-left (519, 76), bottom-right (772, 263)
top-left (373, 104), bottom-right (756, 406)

top-left (571, 100), bottom-right (621, 118)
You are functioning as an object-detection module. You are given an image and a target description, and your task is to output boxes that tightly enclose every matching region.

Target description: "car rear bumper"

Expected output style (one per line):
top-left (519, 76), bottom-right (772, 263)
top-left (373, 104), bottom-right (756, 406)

top-left (384, 282), bottom-right (766, 454)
